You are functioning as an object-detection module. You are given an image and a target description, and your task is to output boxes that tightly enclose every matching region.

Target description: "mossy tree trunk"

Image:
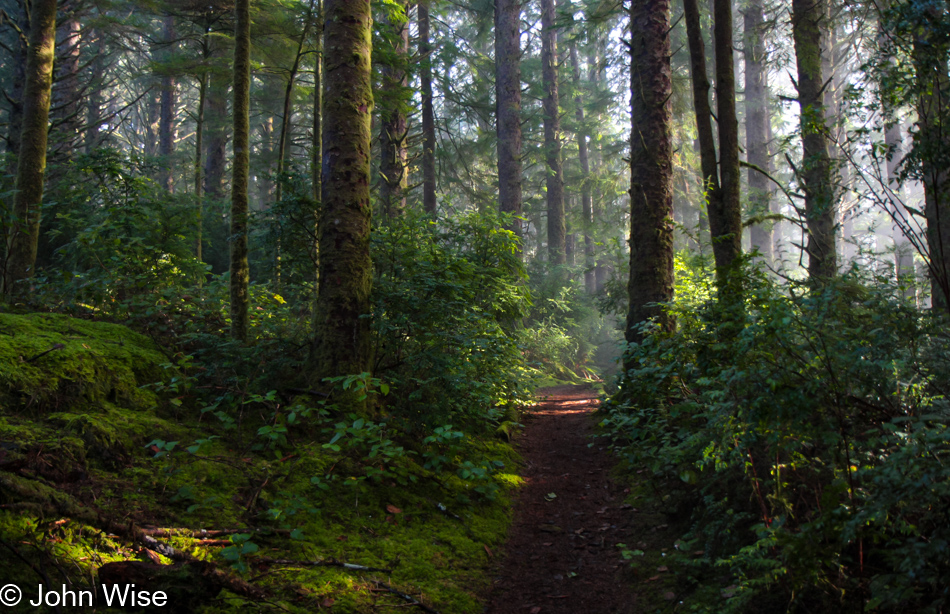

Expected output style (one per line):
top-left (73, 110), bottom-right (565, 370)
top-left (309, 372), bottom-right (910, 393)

top-left (792, 0), bottom-right (837, 280)
top-left (229, 0), bottom-right (251, 342)
top-left (744, 0), bottom-right (773, 265)
top-left (626, 0), bottom-right (675, 360)
top-left (379, 0), bottom-right (409, 219)
top-left (5, 0), bottom-right (57, 293)
top-left (419, 1), bottom-right (437, 215)
top-left (541, 0), bottom-right (565, 266)
top-left (310, 0), bottom-right (374, 389)
top-left (495, 0), bottom-right (523, 247)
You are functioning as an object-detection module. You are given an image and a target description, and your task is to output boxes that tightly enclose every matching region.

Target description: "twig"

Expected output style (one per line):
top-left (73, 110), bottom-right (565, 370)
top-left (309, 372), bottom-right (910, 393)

top-left (371, 581), bottom-right (441, 614)
top-left (258, 557), bottom-right (392, 574)
top-left (25, 343), bottom-right (65, 363)
top-left (140, 527), bottom-right (292, 538)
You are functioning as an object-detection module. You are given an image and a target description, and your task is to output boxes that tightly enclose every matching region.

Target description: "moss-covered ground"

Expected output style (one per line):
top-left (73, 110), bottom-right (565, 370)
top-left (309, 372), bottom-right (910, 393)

top-left (0, 313), bottom-right (519, 613)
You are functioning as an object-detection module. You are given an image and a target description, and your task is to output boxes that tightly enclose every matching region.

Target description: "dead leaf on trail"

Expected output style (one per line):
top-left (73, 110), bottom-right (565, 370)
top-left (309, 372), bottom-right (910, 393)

top-left (530, 607), bottom-right (542, 614)
top-left (657, 565), bottom-right (669, 572)
top-left (646, 575), bottom-right (661, 582)
top-left (386, 504), bottom-right (402, 514)
top-left (538, 524), bottom-right (562, 533)
top-left (663, 591), bottom-right (676, 601)
top-left (321, 597), bottom-right (336, 607)
top-left (544, 492), bottom-right (557, 501)
top-left (337, 535), bottom-right (348, 541)
top-left (484, 545), bottom-right (493, 558)
top-left (542, 542), bottom-right (553, 546)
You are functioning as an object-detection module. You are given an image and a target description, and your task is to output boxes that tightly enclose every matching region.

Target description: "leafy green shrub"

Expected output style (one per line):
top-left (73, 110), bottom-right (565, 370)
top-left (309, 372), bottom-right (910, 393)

top-left (372, 210), bottom-right (534, 427)
top-left (601, 256), bottom-right (950, 613)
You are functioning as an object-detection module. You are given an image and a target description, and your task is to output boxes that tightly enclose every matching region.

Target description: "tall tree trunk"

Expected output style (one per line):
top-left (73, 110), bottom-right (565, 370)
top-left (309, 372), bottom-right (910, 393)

top-left (792, 0), bottom-right (836, 280)
top-left (159, 16), bottom-right (178, 193)
top-left (4, 1), bottom-right (29, 177)
top-left (744, 0), bottom-right (773, 264)
top-left (379, 0), bottom-right (409, 219)
top-left (311, 0), bottom-right (374, 388)
top-left (204, 72), bottom-right (229, 203)
top-left (570, 40), bottom-right (595, 293)
top-left (683, 0), bottom-right (721, 248)
top-left (589, 45), bottom-right (608, 292)
top-left (86, 29), bottom-right (104, 154)
top-left (5, 0), bottom-right (57, 292)
top-left (495, 0), bottom-right (523, 245)
top-left (419, 1), bottom-right (437, 215)
top-left (311, 0), bottom-right (324, 294)
top-left (626, 0), bottom-right (675, 357)
top-left (541, 0), bottom-right (565, 265)
top-left (194, 68), bottom-right (207, 262)
top-left (914, 15), bottom-right (950, 311)
top-left (52, 15), bottom-right (82, 159)
top-left (713, 0), bottom-right (742, 274)
top-left (230, 0), bottom-right (251, 342)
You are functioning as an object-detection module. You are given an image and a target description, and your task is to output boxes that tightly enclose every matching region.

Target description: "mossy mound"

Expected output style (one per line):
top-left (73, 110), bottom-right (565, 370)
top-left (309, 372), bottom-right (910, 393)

top-left (0, 312), bottom-right (168, 415)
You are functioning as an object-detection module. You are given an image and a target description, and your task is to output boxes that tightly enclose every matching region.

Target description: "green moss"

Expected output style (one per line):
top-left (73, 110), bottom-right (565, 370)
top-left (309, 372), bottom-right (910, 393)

top-left (0, 313), bottom-right (168, 415)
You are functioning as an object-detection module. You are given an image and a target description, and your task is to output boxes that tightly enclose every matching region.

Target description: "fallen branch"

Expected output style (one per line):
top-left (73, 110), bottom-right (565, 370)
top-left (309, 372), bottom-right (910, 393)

top-left (259, 557), bottom-right (392, 574)
top-left (140, 527), bottom-right (292, 539)
top-left (371, 581), bottom-right (440, 614)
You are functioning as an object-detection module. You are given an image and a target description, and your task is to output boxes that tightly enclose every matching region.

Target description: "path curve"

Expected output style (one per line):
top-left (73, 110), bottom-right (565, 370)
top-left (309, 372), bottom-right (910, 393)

top-left (486, 384), bottom-right (636, 614)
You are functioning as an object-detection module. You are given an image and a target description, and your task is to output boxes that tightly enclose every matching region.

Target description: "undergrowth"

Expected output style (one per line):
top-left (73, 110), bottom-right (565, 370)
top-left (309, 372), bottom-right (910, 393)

top-left (600, 253), bottom-right (950, 613)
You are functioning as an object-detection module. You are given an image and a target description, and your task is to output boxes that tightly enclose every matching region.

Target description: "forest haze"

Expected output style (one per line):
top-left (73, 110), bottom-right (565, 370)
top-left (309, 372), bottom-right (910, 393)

top-left (1, 0), bottom-right (949, 610)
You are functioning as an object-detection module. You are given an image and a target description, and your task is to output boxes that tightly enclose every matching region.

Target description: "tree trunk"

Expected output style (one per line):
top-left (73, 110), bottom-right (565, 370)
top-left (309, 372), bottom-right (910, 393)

top-left (86, 29), bottom-right (104, 155)
top-left (712, 0), bottom-right (742, 275)
top-left (570, 40), bottom-right (595, 293)
top-left (204, 72), bottom-right (229, 203)
top-left (4, 1), bottom-right (29, 177)
top-left (914, 18), bottom-right (950, 311)
top-left (419, 1), bottom-right (437, 215)
top-left (792, 0), bottom-right (836, 280)
top-left (541, 0), bottom-right (565, 265)
top-left (495, 0), bottom-right (523, 245)
top-left (626, 0), bottom-right (675, 357)
top-left (230, 0), bottom-right (251, 342)
top-left (744, 0), bottom-right (773, 264)
top-left (379, 0), bottom-right (409, 219)
top-left (683, 0), bottom-right (721, 249)
top-left (194, 68), bottom-right (207, 263)
top-left (52, 15), bottom-right (82, 159)
top-left (311, 0), bottom-right (374, 389)
top-left (589, 46), bottom-right (608, 292)
top-left (159, 16), bottom-right (178, 193)
top-left (4, 0), bottom-right (57, 292)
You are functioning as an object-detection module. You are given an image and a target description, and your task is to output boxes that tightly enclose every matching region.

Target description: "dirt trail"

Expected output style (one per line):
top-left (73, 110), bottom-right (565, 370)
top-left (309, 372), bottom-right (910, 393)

top-left (486, 385), bottom-right (636, 614)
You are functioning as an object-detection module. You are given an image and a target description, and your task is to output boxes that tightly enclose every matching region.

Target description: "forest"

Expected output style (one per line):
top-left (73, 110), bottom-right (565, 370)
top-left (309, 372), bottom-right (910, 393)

top-left (0, 0), bottom-right (948, 610)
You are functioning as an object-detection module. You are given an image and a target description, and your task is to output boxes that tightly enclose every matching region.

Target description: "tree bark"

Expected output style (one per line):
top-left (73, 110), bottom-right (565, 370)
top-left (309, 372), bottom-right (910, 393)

top-left (744, 0), bottom-right (773, 264)
top-left (5, 0), bottom-right (57, 292)
top-left (52, 15), bottom-right (82, 159)
top-left (310, 0), bottom-right (374, 389)
top-left (913, 12), bottom-right (950, 311)
top-left (4, 1), bottom-right (29, 177)
top-left (159, 16), bottom-right (178, 193)
top-left (419, 1), bottom-right (437, 215)
top-left (626, 0), bottom-right (675, 357)
top-left (570, 40), bottom-right (595, 293)
top-left (712, 0), bottom-right (743, 274)
top-left (792, 0), bottom-right (837, 280)
top-left (495, 0), bottom-right (523, 245)
top-left (379, 0), bottom-right (409, 219)
top-left (230, 0), bottom-right (251, 342)
top-left (683, 0), bottom-right (721, 247)
top-left (204, 71), bottom-right (229, 203)
top-left (541, 0), bottom-right (565, 265)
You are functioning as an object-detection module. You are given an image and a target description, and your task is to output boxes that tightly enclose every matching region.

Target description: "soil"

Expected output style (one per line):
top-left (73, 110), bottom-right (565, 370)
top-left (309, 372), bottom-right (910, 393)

top-left (485, 384), bottom-right (637, 614)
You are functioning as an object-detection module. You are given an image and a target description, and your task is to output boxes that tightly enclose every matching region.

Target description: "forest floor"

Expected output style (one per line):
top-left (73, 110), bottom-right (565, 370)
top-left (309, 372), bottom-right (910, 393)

top-left (485, 385), bottom-right (639, 614)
